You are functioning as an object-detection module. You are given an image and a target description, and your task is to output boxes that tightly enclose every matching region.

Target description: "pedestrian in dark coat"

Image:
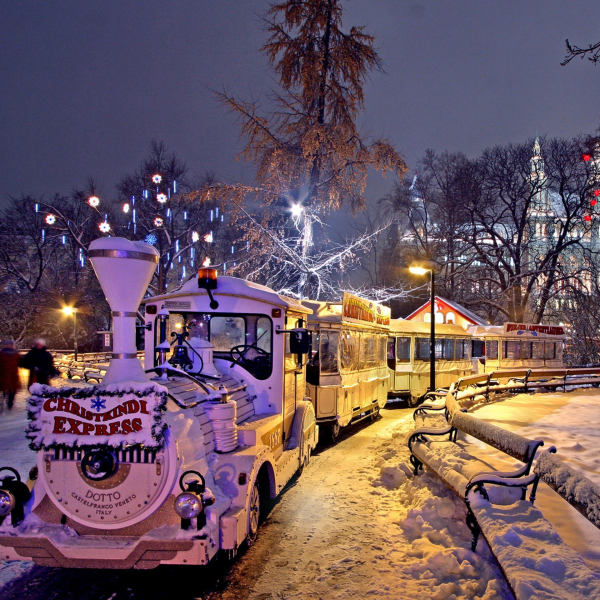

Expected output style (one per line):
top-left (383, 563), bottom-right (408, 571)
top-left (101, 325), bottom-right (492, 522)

top-left (0, 340), bottom-right (21, 408)
top-left (20, 339), bottom-right (56, 387)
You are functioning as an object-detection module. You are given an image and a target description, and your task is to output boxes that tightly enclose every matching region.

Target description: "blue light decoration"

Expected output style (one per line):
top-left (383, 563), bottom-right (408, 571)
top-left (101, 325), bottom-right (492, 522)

top-left (143, 190), bottom-right (149, 199)
top-left (34, 203), bottom-right (39, 213)
top-left (210, 210), bottom-right (214, 222)
top-left (190, 259), bottom-right (194, 267)
top-left (132, 208), bottom-right (136, 223)
top-left (41, 229), bottom-right (45, 241)
top-left (145, 233), bottom-right (157, 246)
top-left (231, 245), bottom-right (235, 255)
top-left (91, 397), bottom-right (107, 412)
top-left (79, 248), bottom-right (85, 267)
top-left (173, 180), bottom-right (177, 193)
top-left (246, 241), bottom-right (250, 251)
top-left (182, 266), bottom-right (187, 278)
top-left (167, 208), bottom-right (171, 218)
top-left (168, 189), bottom-right (171, 199)
top-left (175, 240), bottom-right (179, 252)
top-left (221, 214), bottom-right (224, 222)
top-left (223, 262), bottom-right (227, 272)
top-left (184, 211), bottom-right (187, 220)
top-left (216, 206), bottom-right (219, 218)
top-left (190, 247), bottom-right (195, 258)
top-left (62, 235), bottom-right (66, 244)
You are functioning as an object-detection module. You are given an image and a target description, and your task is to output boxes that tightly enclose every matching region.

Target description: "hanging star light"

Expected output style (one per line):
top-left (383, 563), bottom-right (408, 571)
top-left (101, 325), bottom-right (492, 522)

top-left (99, 221), bottom-right (110, 232)
top-left (192, 231), bottom-right (199, 242)
top-left (45, 214), bottom-right (56, 225)
top-left (156, 193), bottom-right (167, 203)
top-left (154, 217), bottom-right (164, 227)
top-left (202, 257), bottom-right (211, 267)
top-left (88, 196), bottom-right (100, 207)
top-left (204, 232), bottom-right (213, 243)
top-left (123, 203), bottom-right (130, 213)
top-left (152, 174), bottom-right (162, 185)
top-left (144, 233), bottom-right (157, 245)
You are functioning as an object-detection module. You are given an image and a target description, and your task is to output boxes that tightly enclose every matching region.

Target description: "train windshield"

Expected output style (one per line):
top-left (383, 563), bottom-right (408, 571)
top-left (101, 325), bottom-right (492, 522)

top-left (167, 312), bottom-right (273, 380)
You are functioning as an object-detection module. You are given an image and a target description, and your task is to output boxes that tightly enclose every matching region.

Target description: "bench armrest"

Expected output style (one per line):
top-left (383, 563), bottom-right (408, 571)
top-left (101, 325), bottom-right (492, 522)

top-left (408, 425), bottom-right (453, 451)
top-left (413, 403), bottom-right (447, 420)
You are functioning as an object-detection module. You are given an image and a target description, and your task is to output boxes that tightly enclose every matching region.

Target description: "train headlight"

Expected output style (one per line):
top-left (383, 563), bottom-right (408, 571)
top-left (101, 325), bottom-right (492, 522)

top-left (174, 492), bottom-right (203, 519)
top-left (0, 489), bottom-right (15, 517)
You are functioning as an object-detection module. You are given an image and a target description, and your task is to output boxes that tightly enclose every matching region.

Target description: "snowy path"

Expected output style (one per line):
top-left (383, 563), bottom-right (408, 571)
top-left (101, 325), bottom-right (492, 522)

top-left (0, 405), bottom-right (512, 599)
top-left (208, 407), bottom-right (511, 600)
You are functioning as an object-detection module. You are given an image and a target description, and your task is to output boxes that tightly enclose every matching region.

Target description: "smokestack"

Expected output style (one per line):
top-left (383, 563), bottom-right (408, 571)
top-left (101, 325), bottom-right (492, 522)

top-left (89, 238), bottom-right (159, 384)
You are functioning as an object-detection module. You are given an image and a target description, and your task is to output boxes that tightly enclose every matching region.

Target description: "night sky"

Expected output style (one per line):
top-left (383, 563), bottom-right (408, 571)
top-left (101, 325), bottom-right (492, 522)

top-left (2, 1), bottom-right (600, 204)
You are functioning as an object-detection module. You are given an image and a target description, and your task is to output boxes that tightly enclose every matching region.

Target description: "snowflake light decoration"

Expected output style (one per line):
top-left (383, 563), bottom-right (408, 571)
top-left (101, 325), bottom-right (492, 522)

top-left (202, 257), bottom-right (211, 267)
top-left (204, 232), bottom-right (213, 243)
top-left (191, 231), bottom-right (199, 242)
top-left (152, 174), bottom-right (162, 184)
top-left (154, 217), bottom-right (164, 227)
top-left (45, 214), bottom-right (56, 225)
top-left (156, 193), bottom-right (167, 203)
top-left (90, 396), bottom-right (106, 412)
top-left (145, 233), bottom-right (157, 245)
top-left (99, 221), bottom-right (110, 233)
top-left (123, 203), bottom-right (130, 213)
top-left (88, 196), bottom-right (100, 207)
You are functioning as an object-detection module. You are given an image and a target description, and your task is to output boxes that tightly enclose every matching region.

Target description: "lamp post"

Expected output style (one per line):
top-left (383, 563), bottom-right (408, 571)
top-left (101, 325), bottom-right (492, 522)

top-left (409, 262), bottom-right (436, 394)
top-left (62, 306), bottom-right (78, 361)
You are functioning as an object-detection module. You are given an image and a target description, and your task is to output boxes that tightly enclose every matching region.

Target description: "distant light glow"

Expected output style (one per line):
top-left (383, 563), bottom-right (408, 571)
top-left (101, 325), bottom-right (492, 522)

top-left (123, 203), bottom-right (130, 213)
top-left (592, 200), bottom-right (597, 207)
top-left (192, 231), bottom-right (200, 242)
top-left (409, 266), bottom-right (430, 275)
top-left (202, 257), bottom-right (211, 267)
top-left (157, 193), bottom-right (167, 203)
top-left (204, 232), bottom-right (213, 243)
top-left (88, 196), bottom-right (100, 207)
top-left (154, 217), bottom-right (164, 227)
top-left (595, 190), bottom-right (600, 197)
top-left (152, 174), bottom-right (162, 184)
top-left (291, 204), bottom-right (303, 218)
top-left (99, 221), bottom-right (110, 233)
top-left (45, 214), bottom-right (56, 225)
top-left (583, 154), bottom-right (592, 162)
top-left (585, 215), bottom-right (592, 222)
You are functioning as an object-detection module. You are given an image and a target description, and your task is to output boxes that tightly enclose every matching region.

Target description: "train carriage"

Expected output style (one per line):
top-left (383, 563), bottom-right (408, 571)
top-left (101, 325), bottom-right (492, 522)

top-left (469, 322), bottom-right (566, 373)
top-left (302, 293), bottom-right (391, 441)
top-left (387, 320), bottom-right (473, 405)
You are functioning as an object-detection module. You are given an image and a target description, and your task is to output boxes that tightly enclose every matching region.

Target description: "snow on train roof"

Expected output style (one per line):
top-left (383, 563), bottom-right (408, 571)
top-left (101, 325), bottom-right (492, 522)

top-left (145, 276), bottom-right (311, 314)
top-left (390, 319), bottom-right (471, 336)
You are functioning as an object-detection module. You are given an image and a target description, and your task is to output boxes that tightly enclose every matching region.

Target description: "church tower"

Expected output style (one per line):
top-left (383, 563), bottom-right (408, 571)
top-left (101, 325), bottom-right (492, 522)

top-left (530, 137), bottom-right (550, 212)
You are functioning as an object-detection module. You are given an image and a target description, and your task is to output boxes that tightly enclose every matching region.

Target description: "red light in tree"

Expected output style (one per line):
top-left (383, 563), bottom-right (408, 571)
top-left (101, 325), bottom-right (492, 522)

top-left (585, 215), bottom-right (592, 221)
top-left (592, 200), bottom-right (597, 206)
top-left (583, 154), bottom-right (592, 161)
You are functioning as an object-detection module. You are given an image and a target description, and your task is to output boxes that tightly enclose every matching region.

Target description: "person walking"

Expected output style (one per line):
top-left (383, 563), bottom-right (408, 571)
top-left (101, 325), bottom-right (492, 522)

top-left (20, 339), bottom-right (56, 387)
top-left (0, 340), bottom-right (21, 408)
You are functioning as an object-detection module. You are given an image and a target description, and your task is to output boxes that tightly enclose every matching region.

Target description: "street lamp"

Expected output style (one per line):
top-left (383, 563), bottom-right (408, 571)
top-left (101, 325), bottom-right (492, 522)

top-left (62, 306), bottom-right (78, 361)
top-left (409, 262), bottom-right (436, 394)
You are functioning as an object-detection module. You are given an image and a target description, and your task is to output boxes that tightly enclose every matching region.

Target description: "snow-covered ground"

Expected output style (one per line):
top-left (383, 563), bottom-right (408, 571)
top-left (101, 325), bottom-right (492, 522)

top-left (1, 384), bottom-right (600, 598)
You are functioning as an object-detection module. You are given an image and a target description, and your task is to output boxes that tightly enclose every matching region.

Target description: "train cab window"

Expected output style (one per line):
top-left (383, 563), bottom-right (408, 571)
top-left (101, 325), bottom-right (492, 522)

top-left (320, 330), bottom-right (340, 375)
top-left (531, 341), bottom-right (545, 359)
top-left (442, 338), bottom-right (455, 360)
top-left (521, 342), bottom-right (532, 360)
top-left (396, 337), bottom-right (411, 362)
top-left (544, 342), bottom-right (556, 360)
top-left (486, 340), bottom-right (499, 360)
top-left (166, 312), bottom-right (273, 380)
top-left (472, 340), bottom-right (485, 359)
top-left (416, 337), bottom-right (430, 360)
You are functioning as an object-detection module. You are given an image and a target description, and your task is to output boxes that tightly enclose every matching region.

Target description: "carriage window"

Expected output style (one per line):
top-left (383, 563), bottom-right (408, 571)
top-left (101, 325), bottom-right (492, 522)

top-left (521, 342), bottom-right (532, 360)
top-left (463, 339), bottom-right (471, 360)
top-left (365, 335), bottom-right (378, 368)
top-left (379, 336), bottom-right (387, 366)
top-left (472, 340), bottom-right (485, 358)
top-left (396, 337), bottom-right (411, 362)
top-left (544, 342), bottom-right (556, 360)
top-left (486, 340), bottom-right (498, 359)
top-left (504, 341), bottom-right (521, 359)
top-left (211, 317), bottom-right (245, 351)
top-left (320, 330), bottom-right (340, 375)
top-left (416, 337), bottom-right (430, 360)
top-left (443, 339), bottom-right (455, 360)
top-left (340, 331), bottom-right (358, 371)
top-left (435, 338), bottom-right (443, 359)
top-left (531, 341), bottom-right (545, 359)
top-left (456, 339), bottom-right (465, 360)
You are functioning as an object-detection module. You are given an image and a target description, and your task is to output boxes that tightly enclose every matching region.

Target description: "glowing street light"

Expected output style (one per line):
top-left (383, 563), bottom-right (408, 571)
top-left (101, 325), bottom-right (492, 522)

top-left (291, 204), bottom-right (303, 218)
top-left (409, 261), bottom-right (437, 394)
top-left (62, 306), bottom-right (78, 361)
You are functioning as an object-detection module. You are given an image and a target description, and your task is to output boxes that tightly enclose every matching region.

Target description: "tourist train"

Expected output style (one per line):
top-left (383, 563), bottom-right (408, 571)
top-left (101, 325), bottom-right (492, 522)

top-left (0, 239), bottom-right (567, 569)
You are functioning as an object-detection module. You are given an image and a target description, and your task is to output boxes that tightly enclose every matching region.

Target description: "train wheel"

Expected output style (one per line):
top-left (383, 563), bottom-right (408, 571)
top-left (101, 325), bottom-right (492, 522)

top-left (247, 480), bottom-right (261, 544)
top-left (371, 406), bottom-right (380, 421)
top-left (329, 421), bottom-right (341, 443)
top-left (297, 444), bottom-right (310, 476)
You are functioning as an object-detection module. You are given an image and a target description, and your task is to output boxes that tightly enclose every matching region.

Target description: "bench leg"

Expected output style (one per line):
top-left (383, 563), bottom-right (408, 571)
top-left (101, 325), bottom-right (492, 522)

top-left (529, 475), bottom-right (540, 505)
top-left (466, 507), bottom-right (480, 552)
top-left (409, 454), bottom-right (423, 477)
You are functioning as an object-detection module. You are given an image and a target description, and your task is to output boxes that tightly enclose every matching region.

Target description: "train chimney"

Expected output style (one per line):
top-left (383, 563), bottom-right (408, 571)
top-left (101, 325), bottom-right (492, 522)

top-left (89, 238), bottom-right (159, 384)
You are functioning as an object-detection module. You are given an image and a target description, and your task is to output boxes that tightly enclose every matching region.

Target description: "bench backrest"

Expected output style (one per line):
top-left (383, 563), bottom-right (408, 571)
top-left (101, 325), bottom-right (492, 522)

top-left (567, 367), bottom-right (600, 377)
top-left (450, 410), bottom-right (542, 465)
top-left (527, 369), bottom-right (567, 380)
top-left (489, 369), bottom-right (530, 381)
top-left (456, 374), bottom-right (490, 390)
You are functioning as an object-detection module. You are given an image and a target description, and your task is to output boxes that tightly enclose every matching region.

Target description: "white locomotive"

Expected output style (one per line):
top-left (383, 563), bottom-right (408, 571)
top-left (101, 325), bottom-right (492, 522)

top-left (0, 238), bottom-right (318, 569)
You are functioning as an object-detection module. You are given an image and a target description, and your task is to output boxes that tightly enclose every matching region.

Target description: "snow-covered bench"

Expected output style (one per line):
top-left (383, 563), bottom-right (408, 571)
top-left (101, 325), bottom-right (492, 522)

top-left (408, 398), bottom-right (544, 551)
